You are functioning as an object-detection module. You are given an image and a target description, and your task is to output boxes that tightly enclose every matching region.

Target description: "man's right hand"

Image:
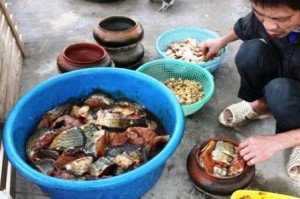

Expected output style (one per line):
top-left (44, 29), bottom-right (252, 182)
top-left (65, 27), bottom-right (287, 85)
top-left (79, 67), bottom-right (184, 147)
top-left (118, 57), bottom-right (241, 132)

top-left (201, 39), bottom-right (225, 60)
top-left (201, 29), bottom-right (239, 59)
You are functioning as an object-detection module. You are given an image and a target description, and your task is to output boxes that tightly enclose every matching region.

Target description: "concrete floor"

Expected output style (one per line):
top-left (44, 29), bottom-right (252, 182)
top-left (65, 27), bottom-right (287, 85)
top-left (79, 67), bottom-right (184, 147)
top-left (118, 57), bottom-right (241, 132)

top-left (4, 0), bottom-right (300, 198)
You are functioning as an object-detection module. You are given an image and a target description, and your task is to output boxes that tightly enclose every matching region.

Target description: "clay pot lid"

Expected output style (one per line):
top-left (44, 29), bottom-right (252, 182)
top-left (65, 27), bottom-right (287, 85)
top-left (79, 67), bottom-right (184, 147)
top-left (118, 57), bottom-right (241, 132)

top-left (63, 42), bottom-right (107, 64)
top-left (186, 137), bottom-right (255, 196)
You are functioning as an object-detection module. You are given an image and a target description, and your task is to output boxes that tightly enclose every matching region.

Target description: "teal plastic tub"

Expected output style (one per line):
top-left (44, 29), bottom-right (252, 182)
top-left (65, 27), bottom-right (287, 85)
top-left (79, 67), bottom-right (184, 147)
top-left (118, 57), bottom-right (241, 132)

top-left (3, 68), bottom-right (185, 199)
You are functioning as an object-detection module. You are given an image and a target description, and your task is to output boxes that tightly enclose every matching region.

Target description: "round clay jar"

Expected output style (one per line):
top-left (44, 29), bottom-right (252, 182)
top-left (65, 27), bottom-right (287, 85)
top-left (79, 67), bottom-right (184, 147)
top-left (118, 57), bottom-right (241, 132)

top-left (57, 42), bottom-right (112, 73)
top-left (186, 137), bottom-right (255, 196)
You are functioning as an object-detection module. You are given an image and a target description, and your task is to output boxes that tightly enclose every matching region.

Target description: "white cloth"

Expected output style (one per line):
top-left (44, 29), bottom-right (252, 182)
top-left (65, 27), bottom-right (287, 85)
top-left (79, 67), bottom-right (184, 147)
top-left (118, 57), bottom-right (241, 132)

top-left (0, 190), bottom-right (13, 199)
top-left (293, 27), bottom-right (300, 33)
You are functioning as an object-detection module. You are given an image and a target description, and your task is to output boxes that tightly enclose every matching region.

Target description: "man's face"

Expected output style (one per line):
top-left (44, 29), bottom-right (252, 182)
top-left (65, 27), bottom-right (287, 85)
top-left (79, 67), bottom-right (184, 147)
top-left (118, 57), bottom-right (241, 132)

top-left (252, 3), bottom-right (300, 38)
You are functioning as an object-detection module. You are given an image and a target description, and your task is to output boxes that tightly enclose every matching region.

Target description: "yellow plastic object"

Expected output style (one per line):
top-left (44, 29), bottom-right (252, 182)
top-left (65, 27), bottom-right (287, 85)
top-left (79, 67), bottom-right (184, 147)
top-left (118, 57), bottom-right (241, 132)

top-left (231, 190), bottom-right (300, 199)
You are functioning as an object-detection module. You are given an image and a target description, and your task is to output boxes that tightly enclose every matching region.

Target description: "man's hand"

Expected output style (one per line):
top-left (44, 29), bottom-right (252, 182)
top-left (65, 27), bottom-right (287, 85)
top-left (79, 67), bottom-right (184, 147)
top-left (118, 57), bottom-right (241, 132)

top-left (200, 39), bottom-right (224, 60)
top-left (201, 29), bottom-right (239, 59)
top-left (237, 135), bottom-right (282, 166)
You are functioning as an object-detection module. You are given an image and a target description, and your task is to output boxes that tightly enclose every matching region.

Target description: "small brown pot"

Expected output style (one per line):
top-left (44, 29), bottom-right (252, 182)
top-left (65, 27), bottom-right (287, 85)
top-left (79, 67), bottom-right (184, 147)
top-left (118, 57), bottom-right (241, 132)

top-left (93, 16), bottom-right (144, 48)
top-left (186, 137), bottom-right (255, 197)
top-left (57, 42), bottom-right (112, 73)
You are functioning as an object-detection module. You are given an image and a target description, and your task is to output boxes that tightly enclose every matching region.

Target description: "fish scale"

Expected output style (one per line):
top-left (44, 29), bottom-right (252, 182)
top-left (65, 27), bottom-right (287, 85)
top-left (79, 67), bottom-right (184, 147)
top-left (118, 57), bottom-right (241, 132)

top-left (49, 127), bottom-right (86, 151)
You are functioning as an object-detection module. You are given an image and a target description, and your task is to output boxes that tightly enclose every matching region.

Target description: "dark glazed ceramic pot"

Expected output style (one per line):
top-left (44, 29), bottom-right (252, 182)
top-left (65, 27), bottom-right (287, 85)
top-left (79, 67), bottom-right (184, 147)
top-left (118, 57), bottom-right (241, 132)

top-left (186, 137), bottom-right (255, 197)
top-left (93, 16), bottom-right (144, 47)
top-left (104, 43), bottom-right (144, 69)
top-left (57, 42), bottom-right (112, 73)
top-left (93, 16), bottom-right (144, 68)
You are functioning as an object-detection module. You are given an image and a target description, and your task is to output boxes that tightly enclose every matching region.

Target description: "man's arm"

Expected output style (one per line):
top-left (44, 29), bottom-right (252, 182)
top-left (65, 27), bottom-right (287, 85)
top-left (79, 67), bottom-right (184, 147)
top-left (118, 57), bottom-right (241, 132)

top-left (219, 29), bottom-right (240, 46)
top-left (202, 29), bottom-right (239, 59)
top-left (238, 129), bottom-right (300, 165)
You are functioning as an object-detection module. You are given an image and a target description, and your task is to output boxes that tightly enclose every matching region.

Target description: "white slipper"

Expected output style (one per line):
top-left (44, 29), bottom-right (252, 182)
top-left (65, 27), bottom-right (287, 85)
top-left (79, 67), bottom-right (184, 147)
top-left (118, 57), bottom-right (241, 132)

top-left (286, 146), bottom-right (300, 182)
top-left (218, 101), bottom-right (271, 127)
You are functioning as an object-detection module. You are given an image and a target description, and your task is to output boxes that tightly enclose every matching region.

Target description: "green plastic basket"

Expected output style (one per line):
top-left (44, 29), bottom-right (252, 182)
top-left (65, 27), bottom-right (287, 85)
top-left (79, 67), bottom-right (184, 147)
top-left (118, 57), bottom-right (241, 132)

top-left (136, 59), bottom-right (215, 116)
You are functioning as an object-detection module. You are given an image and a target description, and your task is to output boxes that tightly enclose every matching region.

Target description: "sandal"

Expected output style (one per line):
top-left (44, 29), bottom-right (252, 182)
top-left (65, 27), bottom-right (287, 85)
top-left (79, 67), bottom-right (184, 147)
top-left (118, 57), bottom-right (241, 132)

top-left (286, 146), bottom-right (300, 182)
top-left (218, 101), bottom-right (271, 127)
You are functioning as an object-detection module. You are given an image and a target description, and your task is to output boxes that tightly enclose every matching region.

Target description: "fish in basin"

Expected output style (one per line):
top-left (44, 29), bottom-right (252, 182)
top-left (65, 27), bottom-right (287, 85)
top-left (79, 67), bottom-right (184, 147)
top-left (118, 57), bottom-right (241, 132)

top-left (25, 91), bottom-right (169, 180)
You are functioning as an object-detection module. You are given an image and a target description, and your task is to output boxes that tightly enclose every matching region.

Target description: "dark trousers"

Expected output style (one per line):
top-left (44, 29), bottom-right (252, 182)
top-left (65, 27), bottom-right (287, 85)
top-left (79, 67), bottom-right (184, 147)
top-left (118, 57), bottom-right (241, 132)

top-left (235, 39), bottom-right (300, 133)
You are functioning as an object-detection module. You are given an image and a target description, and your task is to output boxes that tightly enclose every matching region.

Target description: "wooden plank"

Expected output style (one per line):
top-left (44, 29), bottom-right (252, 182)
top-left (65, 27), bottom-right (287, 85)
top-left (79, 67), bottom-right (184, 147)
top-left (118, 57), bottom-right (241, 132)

top-left (13, 49), bottom-right (22, 104)
top-left (7, 162), bottom-right (15, 199)
top-left (5, 162), bottom-right (13, 196)
top-left (0, 2), bottom-right (22, 197)
top-left (4, 38), bottom-right (17, 117)
top-left (0, 14), bottom-right (6, 77)
top-left (0, 141), bottom-right (6, 189)
top-left (6, 2), bottom-right (24, 57)
top-left (0, 142), bottom-right (9, 196)
top-left (0, 0), bottom-right (24, 57)
top-left (0, 152), bottom-right (8, 192)
top-left (4, 38), bottom-right (22, 118)
top-left (0, 124), bottom-right (15, 198)
top-left (0, 14), bottom-right (4, 34)
top-left (0, 20), bottom-right (9, 122)
top-left (0, 28), bottom-right (13, 122)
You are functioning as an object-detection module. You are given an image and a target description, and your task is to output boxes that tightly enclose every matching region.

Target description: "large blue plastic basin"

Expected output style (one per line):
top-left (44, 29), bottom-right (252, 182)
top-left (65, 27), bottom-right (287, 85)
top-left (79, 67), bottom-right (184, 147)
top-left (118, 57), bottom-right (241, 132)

top-left (3, 68), bottom-right (185, 199)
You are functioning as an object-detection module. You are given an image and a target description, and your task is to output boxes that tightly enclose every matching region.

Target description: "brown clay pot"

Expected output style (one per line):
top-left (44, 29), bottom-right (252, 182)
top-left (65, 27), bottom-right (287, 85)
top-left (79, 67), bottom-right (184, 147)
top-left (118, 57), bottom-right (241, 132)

top-left (186, 137), bottom-right (255, 196)
top-left (57, 42), bottom-right (112, 73)
top-left (93, 16), bottom-right (144, 47)
top-left (93, 16), bottom-right (144, 68)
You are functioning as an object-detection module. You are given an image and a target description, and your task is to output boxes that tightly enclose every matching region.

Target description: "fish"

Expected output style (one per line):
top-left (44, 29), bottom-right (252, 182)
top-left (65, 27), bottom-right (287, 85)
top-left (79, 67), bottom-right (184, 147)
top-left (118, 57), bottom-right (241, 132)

top-left (211, 141), bottom-right (236, 165)
top-left (64, 156), bottom-right (93, 176)
top-left (54, 148), bottom-right (84, 170)
top-left (213, 164), bottom-right (228, 177)
top-left (95, 106), bottom-right (146, 129)
top-left (115, 99), bottom-right (145, 112)
top-left (146, 120), bottom-right (158, 131)
top-left (126, 127), bottom-right (157, 147)
top-left (84, 92), bottom-right (114, 108)
top-left (26, 128), bottom-right (57, 161)
top-left (34, 159), bottom-right (55, 175)
top-left (51, 115), bottom-right (82, 132)
top-left (26, 91), bottom-right (169, 180)
top-left (89, 156), bottom-right (116, 177)
top-left (52, 170), bottom-right (76, 180)
top-left (49, 127), bottom-right (86, 151)
top-left (106, 131), bottom-right (128, 147)
top-left (70, 105), bottom-right (90, 118)
top-left (37, 104), bottom-right (72, 130)
top-left (214, 141), bottom-right (235, 156)
top-left (82, 123), bottom-right (107, 158)
top-left (198, 141), bottom-right (216, 174)
top-left (38, 149), bottom-right (60, 160)
top-left (228, 157), bottom-right (245, 176)
top-left (115, 154), bottom-right (134, 169)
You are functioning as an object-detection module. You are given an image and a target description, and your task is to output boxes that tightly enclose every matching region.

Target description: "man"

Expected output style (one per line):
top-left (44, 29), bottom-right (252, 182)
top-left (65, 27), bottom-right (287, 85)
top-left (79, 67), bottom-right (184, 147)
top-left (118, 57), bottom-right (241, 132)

top-left (202, 0), bottom-right (300, 181)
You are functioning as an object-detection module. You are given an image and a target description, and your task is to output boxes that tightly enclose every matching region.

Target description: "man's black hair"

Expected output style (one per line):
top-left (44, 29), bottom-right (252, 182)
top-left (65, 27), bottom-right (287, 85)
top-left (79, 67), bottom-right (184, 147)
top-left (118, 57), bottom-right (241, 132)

top-left (250, 0), bottom-right (300, 10)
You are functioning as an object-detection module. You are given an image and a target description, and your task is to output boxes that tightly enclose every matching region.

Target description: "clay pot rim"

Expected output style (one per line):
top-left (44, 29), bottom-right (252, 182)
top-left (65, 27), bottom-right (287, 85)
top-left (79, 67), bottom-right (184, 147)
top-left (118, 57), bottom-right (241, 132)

top-left (194, 137), bottom-right (253, 180)
top-left (57, 52), bottom-right (112, 73)
top-left (97, 16), bottom-right (139, 33)
top-left (63, 42), bottom-right (107, 64)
